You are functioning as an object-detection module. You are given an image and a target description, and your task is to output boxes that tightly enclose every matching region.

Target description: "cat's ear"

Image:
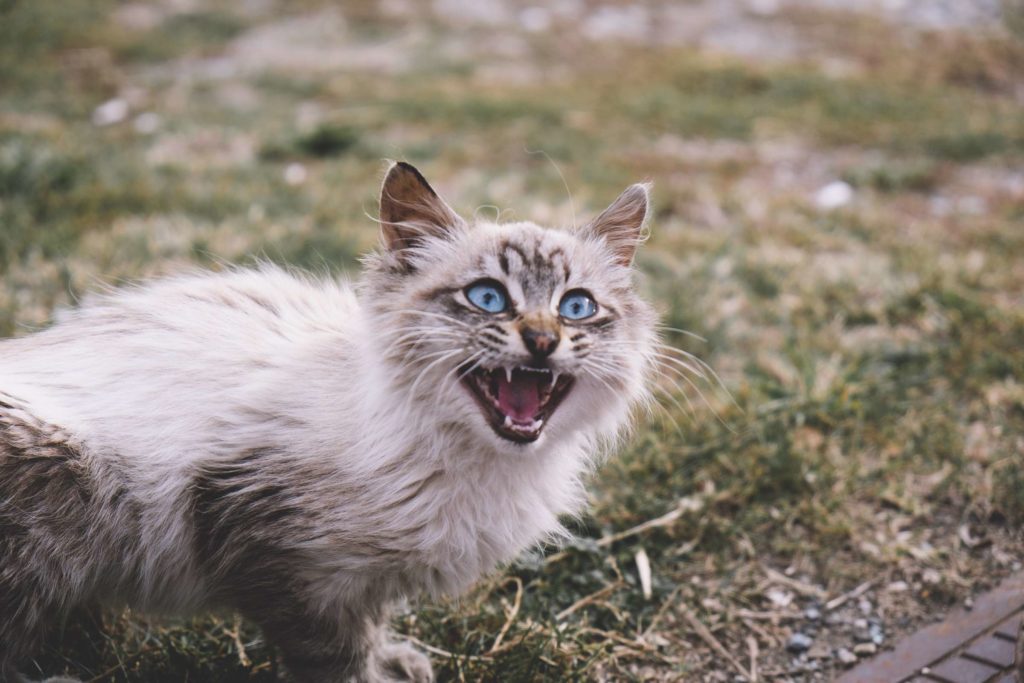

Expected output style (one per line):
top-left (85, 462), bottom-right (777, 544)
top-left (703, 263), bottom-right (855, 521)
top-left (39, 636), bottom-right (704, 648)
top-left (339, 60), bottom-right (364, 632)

top-left (583, 183), bottom-right (651, 267)
top-left (379, 162), bottom-right (465, 264)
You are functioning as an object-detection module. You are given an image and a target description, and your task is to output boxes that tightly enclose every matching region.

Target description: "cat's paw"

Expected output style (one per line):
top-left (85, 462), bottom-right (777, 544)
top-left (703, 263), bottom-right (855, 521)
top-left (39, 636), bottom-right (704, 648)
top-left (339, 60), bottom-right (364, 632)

top-left (377, 641), bottom-right (433, 683)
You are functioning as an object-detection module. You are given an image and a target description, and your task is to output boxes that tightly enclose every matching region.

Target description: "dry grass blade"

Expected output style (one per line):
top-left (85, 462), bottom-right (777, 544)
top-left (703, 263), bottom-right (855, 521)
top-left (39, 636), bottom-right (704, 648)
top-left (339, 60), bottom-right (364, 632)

top-left (223, 615), bottom-right (252, 668)
top-left (404, 635), bottom-right (492, 662)
top-left (824, 579), bottom-right (878, 612)
top-left (546, 498), bottom-right (700, 565)
top-left (488, 576), bottom-right (523, 653)
top-left (635, 547), bottom-right (653, 600)
top-left (642, 585), bottom-right (683, 640)
top-left (556, 581), bottom-right (624, 621)
top-left (747, 635), bottom-right (760, 683)
top-left (761, 566), bottom-right (827, 600)
top-left (681, 605), bottom-right (751, 680)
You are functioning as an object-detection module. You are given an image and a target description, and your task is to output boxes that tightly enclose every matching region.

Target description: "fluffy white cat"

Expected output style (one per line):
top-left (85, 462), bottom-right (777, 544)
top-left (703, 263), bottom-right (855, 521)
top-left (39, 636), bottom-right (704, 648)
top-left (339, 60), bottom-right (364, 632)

top-left (0, 162), bottom-right (657, 682)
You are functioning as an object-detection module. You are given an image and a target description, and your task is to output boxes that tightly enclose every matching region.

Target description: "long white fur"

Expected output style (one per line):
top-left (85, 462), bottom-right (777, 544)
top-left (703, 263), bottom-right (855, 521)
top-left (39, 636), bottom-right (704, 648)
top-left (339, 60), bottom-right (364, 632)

top-left (0, 171), bottom-right (656, 681)
top-left (0, 235), bottom-right (651, 601)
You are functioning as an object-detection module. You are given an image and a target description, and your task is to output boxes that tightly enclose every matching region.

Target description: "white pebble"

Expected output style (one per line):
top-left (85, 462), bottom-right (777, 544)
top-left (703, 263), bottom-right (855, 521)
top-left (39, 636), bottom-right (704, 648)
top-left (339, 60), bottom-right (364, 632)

top-left (814, 181), bottom-right (853, 211)
top-left (284, 162), bottom-right (308, 186)
top-left (92, 98), bottom-right (129, 127)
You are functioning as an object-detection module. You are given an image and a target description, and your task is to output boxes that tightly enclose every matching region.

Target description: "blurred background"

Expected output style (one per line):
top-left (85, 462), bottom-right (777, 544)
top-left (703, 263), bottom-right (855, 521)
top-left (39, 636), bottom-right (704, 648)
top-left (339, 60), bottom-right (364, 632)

top-left (1, 0), bottom-right (1023, 681)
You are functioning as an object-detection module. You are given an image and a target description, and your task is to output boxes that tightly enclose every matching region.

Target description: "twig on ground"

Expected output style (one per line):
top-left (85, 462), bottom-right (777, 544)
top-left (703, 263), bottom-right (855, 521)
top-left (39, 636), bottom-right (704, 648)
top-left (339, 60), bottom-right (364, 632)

top-left (87, 663), bottom-right (129, 683)
top-left (556, 581), bottom-right (624, 621)
top-left (732, 608), bottom-right (801, 622)
top-left (825, 578), bottom-right (877, 612)
top-left (760, 565), bottom-right (827, 600)
top-left (641, 585), bottom-right (683, 639)
top-left (489, 576), bottom-right (523, 653)
top-left (577, 627), bottom-right (680, 665)
top-left (680, 605), bottom-right (751, 680)
top-left (405, 636), bottom-right (493, 662)
top-left (742, 617), bottom-right (781, 650)
top-left (546, 498), bottom-right (700, 565)
top-left (223, 614), bottom-right (252, 667)
top-left (747, 635), bottom-right (760, 683)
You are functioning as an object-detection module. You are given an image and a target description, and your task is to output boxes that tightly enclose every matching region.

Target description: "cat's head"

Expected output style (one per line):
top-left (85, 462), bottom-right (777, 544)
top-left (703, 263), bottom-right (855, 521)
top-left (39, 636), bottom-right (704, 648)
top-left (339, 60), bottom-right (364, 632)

top-left (364, 162), bottom-right (656, 452)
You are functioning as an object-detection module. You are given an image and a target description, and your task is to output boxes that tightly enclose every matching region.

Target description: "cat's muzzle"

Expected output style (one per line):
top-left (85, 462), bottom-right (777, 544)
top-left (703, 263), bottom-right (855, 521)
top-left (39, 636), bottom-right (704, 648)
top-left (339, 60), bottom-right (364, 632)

top-left (461, 365), bottom-right (574, 443)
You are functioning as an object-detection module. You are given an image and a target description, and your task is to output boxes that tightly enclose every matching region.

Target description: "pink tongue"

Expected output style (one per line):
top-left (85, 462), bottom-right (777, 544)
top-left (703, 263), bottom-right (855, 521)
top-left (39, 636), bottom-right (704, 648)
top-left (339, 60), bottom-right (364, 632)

top-left (496, 372), bottom-right (542, 423)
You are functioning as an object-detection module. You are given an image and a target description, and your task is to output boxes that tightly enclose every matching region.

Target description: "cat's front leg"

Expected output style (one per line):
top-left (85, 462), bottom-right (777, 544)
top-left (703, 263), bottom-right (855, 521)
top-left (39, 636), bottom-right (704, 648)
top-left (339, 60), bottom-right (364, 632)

top-left (253, 601), bottom-right (432, 683)
top-left (373, 639), bottom-right (433, 683)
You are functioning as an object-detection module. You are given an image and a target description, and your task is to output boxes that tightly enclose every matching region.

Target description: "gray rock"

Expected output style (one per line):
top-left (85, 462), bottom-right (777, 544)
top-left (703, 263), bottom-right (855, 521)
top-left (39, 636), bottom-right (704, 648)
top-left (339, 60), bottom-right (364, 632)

top-left (787, 632), bottom-right (814, 653)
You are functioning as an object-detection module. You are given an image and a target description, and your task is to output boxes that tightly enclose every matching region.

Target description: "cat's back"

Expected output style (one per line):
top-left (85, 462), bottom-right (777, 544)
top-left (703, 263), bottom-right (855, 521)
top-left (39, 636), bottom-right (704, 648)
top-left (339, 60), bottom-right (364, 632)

top-left (0, 266), bottom-right (363, 462)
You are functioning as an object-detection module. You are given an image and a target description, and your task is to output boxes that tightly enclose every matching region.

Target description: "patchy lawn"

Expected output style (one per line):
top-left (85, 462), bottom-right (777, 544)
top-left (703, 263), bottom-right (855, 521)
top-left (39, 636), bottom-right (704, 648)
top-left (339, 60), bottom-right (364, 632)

top-left (2, 1), bottom-right (1023, 681)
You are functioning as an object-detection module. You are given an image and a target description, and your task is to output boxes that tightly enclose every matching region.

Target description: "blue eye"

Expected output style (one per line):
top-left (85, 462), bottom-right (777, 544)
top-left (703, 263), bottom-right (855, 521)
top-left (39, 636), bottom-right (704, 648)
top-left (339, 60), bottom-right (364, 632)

top-left (465, 281), bottom-right (508, 313)
top-left (559, 290), bottom-right (597, 320)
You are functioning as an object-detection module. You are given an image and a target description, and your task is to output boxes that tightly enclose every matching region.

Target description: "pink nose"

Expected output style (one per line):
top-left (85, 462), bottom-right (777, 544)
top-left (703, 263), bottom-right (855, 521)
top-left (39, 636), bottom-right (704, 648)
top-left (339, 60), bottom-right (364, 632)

top-left (521, 327), bottom-right (559, 359)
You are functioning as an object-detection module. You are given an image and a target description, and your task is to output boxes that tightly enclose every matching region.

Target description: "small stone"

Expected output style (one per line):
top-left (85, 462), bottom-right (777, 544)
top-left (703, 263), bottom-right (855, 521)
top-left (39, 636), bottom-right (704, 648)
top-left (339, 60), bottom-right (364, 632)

top-left (808, 645), bottom-right (831, 660)
top-left (768, 588), bottom-right (794, 608)
top-left (853, 628), bottom-right (873, 643)
top-left (853, 642), bottom-right (877, 656)
top-left (284, 162), bottom-right (308, 186)
top-left (886, 580), bottom-right (909, 592)
top-left (92, 98), bottom-right (129, 127)
top-left (814, 181), bottom-right (853, 211)
top-left (804, 606), bottom-right (822, 621)
top-left (787, 632), bottom-right (813, 653)
top-left (853, 618), bottom-right (868, 630)
top-left (837, 648), bottom-right (858, 665)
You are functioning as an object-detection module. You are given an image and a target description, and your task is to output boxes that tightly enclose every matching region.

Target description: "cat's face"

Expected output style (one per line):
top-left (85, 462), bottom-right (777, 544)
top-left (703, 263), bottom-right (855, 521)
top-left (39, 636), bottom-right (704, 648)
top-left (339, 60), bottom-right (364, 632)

top-left (366, 163), bottom-right (656, 451)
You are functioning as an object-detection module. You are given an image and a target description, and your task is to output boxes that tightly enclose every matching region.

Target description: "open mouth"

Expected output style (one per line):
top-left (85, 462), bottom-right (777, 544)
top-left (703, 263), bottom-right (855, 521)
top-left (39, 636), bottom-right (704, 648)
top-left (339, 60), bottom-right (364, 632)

top-left (461, 365), bottom-right (575, 443)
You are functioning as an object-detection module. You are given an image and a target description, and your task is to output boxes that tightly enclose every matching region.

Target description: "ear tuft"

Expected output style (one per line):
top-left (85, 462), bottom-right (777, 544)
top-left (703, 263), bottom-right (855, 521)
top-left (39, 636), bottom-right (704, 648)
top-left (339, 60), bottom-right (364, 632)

top-left (379, 162), bottom-right (464, 266)
top-left (585, 183), bottom-right (651, 267)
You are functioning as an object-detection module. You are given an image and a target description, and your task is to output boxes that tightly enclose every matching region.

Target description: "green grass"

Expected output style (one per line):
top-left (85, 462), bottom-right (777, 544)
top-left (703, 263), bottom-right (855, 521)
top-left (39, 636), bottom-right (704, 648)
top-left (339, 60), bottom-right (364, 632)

top-left (3, 0), bottom-right (1024, 680)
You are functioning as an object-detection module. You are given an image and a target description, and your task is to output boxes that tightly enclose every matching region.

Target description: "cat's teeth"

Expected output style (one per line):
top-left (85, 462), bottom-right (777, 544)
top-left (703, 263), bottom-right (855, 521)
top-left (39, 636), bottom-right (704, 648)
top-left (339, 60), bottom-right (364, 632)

top-left (550, 371), bottom-right (560, 388)
top-left (503, 415), bottom-right (513, 429)
top-left (504, 366), bottom-right (513, 383)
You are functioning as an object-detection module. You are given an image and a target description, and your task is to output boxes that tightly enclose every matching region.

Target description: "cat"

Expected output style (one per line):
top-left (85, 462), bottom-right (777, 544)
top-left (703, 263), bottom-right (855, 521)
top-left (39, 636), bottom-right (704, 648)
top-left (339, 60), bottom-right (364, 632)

top-left (0, 162), bottom-right (657, 683)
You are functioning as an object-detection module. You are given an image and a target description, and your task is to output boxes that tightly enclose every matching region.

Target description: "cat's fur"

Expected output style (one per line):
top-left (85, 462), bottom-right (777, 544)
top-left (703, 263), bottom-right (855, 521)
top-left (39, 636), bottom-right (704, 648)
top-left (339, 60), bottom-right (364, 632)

top-left (0, 163), bottom-right (657, 682)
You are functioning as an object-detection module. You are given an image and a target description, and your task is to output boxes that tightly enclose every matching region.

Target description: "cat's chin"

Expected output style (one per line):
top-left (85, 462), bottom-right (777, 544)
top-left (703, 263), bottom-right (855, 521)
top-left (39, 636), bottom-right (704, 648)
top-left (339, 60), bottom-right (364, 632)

top-left (460, 365), bottom-right (575, 444)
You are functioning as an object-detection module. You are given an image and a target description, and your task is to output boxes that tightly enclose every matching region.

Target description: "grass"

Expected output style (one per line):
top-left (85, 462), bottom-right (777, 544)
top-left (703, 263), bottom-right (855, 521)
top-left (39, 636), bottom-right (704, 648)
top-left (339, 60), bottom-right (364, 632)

top-left (3, 1), bottom-right (1023, 680)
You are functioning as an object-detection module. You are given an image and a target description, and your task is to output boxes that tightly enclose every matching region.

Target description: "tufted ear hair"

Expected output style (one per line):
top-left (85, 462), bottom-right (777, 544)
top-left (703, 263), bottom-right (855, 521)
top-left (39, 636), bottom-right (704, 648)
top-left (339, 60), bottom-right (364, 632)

top-left (583, 183), bottom-right (651, 267)
top-left (379, 162), bottom-right (465, 265)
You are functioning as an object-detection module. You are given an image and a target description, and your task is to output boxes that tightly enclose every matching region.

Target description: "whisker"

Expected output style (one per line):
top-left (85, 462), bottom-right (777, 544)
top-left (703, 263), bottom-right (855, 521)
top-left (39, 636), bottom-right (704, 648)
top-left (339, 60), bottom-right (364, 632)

top-left (389, 309), bottom-right (472, 329)
top-left (404, 349), bottom-right (465, 413)
top-left (654, 324), bottom-right (708, 343)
